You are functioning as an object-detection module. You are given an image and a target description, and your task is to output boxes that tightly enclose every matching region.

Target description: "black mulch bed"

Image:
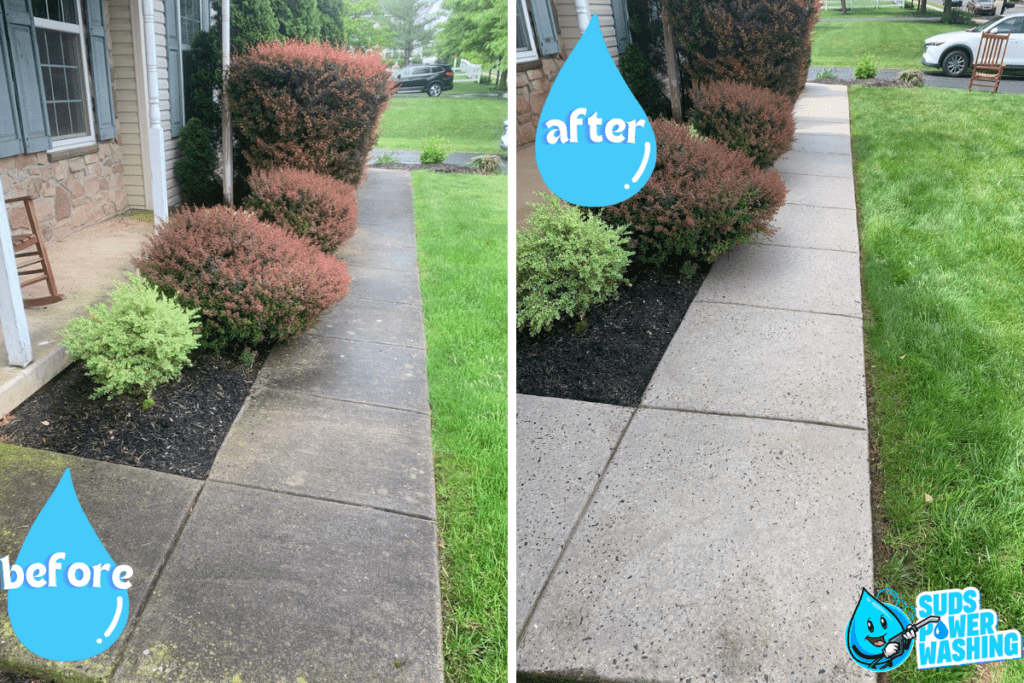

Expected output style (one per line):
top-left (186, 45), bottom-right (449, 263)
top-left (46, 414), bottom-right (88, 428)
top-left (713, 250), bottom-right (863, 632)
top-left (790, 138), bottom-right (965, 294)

top-left (517, 262), bottom-right (709, 407)
top-left (0, 352), bottom-right (263, 480)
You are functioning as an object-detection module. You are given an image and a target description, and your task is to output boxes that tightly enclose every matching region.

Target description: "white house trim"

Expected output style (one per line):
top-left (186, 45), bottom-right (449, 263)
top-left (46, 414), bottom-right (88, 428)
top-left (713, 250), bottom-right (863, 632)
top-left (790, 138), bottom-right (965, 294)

top-left (142, 0), bottom-right (168, 223)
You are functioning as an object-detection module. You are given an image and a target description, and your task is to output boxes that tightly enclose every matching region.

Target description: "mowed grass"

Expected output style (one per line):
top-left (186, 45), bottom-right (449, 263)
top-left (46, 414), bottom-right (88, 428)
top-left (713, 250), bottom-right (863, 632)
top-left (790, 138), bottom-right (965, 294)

top-left (850, 86), bottom-right (1024, 681)
top-left (811, 19), bottom-right (944, 68)
top-left (411, 171), bottom-right (507, 683)
top-left (377, 98), bottom-right (507, 155)
top-left (819, 4), bottom-right (939, 18)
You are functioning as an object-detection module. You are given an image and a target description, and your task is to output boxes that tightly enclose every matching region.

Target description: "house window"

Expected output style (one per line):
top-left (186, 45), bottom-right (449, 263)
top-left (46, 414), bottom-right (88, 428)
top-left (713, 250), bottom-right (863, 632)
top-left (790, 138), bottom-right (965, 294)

top-left (167, 0), bottom-right (209, 136)
top-left (32, 0), bottom-right (95, 149)
top-left (517, 0), bottom-right (539, 63)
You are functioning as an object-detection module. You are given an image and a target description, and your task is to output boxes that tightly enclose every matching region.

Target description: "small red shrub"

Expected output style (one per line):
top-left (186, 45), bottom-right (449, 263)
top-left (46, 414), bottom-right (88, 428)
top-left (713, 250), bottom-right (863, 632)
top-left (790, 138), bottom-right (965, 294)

top-left (228, 40), bottom-right (394, 185)
top-left (690, 80), bottom-right (796, 168)
top-left (245, 167), bottom-right (358, 253)
top-left (602, 118), bottom-right (787, 267)
top-left (134, 206), bottom-right (351, 353)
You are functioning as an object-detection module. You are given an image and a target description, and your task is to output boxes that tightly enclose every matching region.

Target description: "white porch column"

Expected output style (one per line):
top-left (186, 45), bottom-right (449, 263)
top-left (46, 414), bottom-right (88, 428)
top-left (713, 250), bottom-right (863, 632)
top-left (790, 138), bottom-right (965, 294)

top-left (0, 184), bottom-right (32, 367)
top-left (221, 0), bottom-right (232, 205)
top-left (143, 0), bottom-right (168, 223)
top-left (575, 0), bottom-right (590, 33)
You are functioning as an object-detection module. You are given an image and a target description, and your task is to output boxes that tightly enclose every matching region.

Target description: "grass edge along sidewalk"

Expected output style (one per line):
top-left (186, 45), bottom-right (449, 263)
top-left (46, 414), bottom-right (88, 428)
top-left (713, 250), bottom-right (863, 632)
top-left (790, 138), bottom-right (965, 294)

top-left (412, 170), bottom-right (508, 683)
top-left (851, 85), bottom-right (1024, 682)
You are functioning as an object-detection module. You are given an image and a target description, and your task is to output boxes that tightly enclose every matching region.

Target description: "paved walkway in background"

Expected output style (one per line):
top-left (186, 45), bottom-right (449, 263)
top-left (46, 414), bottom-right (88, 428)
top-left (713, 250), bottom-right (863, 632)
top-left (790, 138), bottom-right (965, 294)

top-left (809, 65), bottom-right (1024, 93)
top-left (517, 83), bottom-right (874, 682)
top-left (0, 168), bottom-right (444, 683)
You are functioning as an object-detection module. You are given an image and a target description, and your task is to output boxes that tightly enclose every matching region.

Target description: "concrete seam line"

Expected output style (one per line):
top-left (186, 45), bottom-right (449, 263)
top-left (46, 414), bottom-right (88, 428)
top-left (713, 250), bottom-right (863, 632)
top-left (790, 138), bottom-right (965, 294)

top-left (693, 300), bottom-right (864, 320)
top-left (637, 404), bottom-right (869, 433)
top-left (310, 333), bottom-right (426, 351)
top-left (747, 240), bottom-right (859, 254)
top-left (300, 392), bottom-right (432, 417)
top-left (516, 407), bottom-right (640, 649)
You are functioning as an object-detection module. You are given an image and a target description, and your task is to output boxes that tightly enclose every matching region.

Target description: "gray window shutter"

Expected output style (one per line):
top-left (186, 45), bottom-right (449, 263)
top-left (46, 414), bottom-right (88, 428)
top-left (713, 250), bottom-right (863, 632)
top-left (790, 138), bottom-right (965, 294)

top-left (0, 17), bottom-right (25, 157)
top-left (610, 0), bottom-right (630, 55)
top-left (86, 0), bottom-right (116, 140)
top-left (5, 0), bottom-right (50, 153)
top-left (166, 0), bottom-right (183, 137)
top-left (527, 0), bottom-right (560, 57)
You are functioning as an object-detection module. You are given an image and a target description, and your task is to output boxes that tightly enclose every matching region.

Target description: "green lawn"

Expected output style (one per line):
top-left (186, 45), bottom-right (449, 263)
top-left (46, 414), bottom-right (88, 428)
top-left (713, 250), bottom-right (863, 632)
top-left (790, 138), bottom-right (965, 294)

top-left (377, 98), bottom-right (507, 155)
top-left (819, 4), bottom-right (940, 18)
top-left (411, 171), bottom-right (508, 683)
top-left (451, 80), bottom-right (508, 94)
top-left (851, 86), bottom-right (1024, 682)
top-left (811, 19), bottom-right (944, 68)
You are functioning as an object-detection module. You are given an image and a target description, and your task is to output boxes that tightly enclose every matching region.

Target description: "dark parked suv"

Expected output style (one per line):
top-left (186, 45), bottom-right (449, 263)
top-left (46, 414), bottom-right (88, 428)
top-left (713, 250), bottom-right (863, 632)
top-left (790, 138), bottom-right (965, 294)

top-left (390, 64), bottom-right (455, 97)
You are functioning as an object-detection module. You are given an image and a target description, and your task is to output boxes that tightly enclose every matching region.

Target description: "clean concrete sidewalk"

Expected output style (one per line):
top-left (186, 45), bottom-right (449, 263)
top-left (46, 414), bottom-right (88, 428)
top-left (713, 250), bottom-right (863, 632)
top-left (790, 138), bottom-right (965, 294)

top-left (0, 168), bottom-right (443, 683)
top-left (517, 83), bottom-right (874, 681)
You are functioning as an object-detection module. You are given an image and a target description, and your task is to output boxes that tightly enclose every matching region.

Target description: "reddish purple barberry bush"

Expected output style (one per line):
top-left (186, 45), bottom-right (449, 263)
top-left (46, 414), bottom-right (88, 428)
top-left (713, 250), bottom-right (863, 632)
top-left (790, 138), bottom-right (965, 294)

top-left (602, 118), bottom-right (787, 267)
top-left (690, 80), bottom-right (796, 168)
top-left (134, 206), bottom-right (351, 354)
top-left (245, 167), bottom-right (358, 253)
top-left (228, 40), bottom-right (393, 186)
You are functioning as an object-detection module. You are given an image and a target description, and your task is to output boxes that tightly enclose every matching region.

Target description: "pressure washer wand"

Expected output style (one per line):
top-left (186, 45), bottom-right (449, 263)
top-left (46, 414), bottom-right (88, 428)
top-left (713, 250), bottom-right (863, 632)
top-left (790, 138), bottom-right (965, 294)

top-left (882, 615), bottom-right (942, 660)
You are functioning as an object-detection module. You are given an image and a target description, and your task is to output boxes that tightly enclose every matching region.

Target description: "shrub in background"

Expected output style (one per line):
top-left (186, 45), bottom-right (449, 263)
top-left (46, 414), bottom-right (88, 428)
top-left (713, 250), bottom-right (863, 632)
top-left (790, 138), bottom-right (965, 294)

top-left (898, 69), bottom-right (925, 87)
top-left (245, 166), bottom-right (358, 253)
top-left (855, 55), bottom-right (879, 79)
top-left (517, 194), bottom-right (632, 336)
top-left (175, 118), bottom-right (223, 207)
top-left (62, 274), bottom-right (199, 402)
top-left (620, 42), bottom-right (672, 121)
top-left (602, 118), bottom-right (787, 267)
top-left (690, 80), bottom-right (796, 168)
top-left (229, 39), bottom-right (393, 186)
top-left (468, 154), bottom-right (504, 174)
top-left (816, 67), bottom-right (838, 79)
top-left (667, 0), bottom-right (819, 104)
top-left (420, 136), bottom-right (451, 164)
top-left (134, 206), bottom-right (351, 354)
top-left (941, 8), bottom-right (974, 23)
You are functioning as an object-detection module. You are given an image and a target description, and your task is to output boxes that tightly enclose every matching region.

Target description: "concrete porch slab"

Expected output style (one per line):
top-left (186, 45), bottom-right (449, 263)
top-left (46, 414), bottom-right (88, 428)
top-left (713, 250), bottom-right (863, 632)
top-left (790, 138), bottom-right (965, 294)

top-left (319, 296), bottom-right (426, 349)
top-left (695, 243), bottom-right (863, 318)
top-left (210, 389), bottom-right (436, 518)
top-left (757, 204), bottom-right (860, 252)
top-left (773, 150), bottom-right (854, 179)
top-left (112, 482), bottom-right (444, 683)
top-left (258, 333), bottom-right (430, 415)
top-left (347, 265), bottom-right (424, 305)
top-left (0, 444), bottom-right (200, 682)
top-left (516, 395), bottom-right (634, 636)
top-left (517, 409), bottom-right (873, 683)
top-left (778, 171), bottom-right (857, 210)
top-left (642, 302), bottom-right (868, 429)
top-left (0, 214), bottom-right (153, 416)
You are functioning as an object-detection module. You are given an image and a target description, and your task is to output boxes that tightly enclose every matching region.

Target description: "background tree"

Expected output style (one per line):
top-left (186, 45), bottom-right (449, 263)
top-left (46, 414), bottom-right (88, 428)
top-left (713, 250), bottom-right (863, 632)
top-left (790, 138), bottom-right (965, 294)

top-left (230, 0), bottom-right (280, 50)
top-left (345, 0), bottom-right (394, 48)
top-left (436, 0), bottom-right (505, 75)
top-left (379, 0), bottom-right (435, 65)
top-left (318, 0), bottom-right (346, 44)
top-left (276, 0), bottom-right (323, 40)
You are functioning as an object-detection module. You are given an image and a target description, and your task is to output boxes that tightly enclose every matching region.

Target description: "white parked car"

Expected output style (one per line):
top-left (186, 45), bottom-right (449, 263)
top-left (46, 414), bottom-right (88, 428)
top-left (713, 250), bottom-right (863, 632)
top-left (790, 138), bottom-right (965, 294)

top-left (923, 14), bottom-right (1024, 76)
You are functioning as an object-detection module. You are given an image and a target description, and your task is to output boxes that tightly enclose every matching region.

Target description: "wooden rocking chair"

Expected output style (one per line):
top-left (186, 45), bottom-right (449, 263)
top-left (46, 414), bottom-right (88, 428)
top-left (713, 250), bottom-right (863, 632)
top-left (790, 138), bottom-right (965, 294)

top-left (4, 195), bottom-right (64, 307)
top-left (968, 32), bottom-right (1010, 93)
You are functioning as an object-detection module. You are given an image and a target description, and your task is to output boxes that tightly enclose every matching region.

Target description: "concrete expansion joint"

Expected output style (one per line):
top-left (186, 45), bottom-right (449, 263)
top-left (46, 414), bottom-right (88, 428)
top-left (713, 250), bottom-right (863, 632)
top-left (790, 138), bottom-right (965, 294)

top-left (637, 404), bottom-right (869, 433)
top-left (694, 299), bottom-right (864, 320)
top-left (205, 477), bottom-right (438, 522)
top-left (752, 240), bottom-right (858, 255)
top-left (348, 294), bottom-right (421, 306)
top-left (314, 331), bottom-right (425, 351)
top-left (298, 390), bottom-right (432, 417)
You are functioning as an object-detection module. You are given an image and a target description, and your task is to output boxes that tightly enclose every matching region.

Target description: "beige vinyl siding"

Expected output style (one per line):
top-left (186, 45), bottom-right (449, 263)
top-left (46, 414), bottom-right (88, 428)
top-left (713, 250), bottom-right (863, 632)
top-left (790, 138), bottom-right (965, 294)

top-left (109, 0), bottom-right (145, 208)
top-left (553, 0), bottom-right (620, 62)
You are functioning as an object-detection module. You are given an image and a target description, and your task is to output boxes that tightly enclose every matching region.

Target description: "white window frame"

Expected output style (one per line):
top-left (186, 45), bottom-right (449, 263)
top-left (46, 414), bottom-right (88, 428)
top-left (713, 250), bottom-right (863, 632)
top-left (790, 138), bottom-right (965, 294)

top-left (176, 0), bottom-right (210, 119)
top-left (517, 0), bottom-right (539, 63)
top-left (33, 0), bottom-right (96, 151)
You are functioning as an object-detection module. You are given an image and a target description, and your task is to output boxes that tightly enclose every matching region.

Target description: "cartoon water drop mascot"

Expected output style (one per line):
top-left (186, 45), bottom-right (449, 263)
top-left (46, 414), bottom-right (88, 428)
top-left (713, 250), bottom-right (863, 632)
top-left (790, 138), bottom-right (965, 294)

top-left (845, 588), bottom-right (941, 671)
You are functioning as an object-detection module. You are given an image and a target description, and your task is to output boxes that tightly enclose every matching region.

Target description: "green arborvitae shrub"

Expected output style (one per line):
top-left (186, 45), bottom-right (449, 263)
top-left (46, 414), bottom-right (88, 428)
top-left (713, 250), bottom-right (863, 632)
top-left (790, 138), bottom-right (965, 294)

top-left (602, 118), bottom-right (787, 267)
top-left (420, 136), bottom-right (451, 164)
top-left (134, 206), bottom-right (351, 354)
top-left (517, 194), bottom-right (632, 336)
top-left (61, 274), bottom-right (200, 401)
top-left (620, 42), bottom-right (672, 121)
top-left (229, 39), bottom-right (393, 186)
top-left (667, 0), bottom-right (819, 105)
top-left (855, 55), bottom-right (879, 79)
top-left (690, 80), bottom-right (796, 168)
top-left (245, 166), bottom-right (359, 252)
top-left (175, 118), bottom-right (222, 207)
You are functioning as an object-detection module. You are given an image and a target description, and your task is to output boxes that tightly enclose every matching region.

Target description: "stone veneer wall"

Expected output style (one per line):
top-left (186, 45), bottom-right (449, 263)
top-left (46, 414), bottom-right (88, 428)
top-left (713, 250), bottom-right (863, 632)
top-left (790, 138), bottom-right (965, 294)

top-left (0, 141), bottom-right (129, 243)
top-left (516, 55), bottom-right (564, 147)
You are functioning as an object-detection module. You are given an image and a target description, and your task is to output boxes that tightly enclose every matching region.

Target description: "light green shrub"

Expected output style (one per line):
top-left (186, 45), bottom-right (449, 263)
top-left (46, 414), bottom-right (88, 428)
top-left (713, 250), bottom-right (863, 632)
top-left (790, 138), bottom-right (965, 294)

top-left (420, 136), bottom-right (451, 164)
top-left (62, 274), bottom-right (200, 401)
top-left (517, 194), bottom-right (632, 336)
top-left (855, 55), bottom-right (879, 79)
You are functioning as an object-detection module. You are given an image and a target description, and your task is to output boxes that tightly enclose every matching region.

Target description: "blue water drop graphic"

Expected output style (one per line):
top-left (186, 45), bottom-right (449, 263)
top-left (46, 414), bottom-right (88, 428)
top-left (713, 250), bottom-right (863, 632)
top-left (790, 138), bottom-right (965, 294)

top-left (7, 469), bottom-right (129, 661)
top-left (845, 588), bottom-right (913, 672)
top-left (933, 617), bottom-right (948, 639)
top-left (535, 15), bottom-right (657, 207)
